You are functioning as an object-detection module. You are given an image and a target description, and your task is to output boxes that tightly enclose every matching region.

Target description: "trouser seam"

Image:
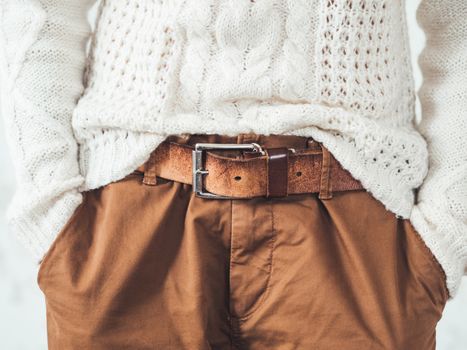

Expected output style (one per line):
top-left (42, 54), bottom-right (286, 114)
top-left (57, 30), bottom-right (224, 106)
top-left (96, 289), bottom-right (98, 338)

top-left (228, 199), bottom-right (238, 349)
top-left (231, 200), bottom-right (277, 323)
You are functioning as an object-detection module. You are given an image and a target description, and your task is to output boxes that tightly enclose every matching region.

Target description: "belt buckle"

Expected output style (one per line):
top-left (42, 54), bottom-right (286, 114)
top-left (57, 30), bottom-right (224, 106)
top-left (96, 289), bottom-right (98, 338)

top-left (192, 142), bottom-right (265, 199)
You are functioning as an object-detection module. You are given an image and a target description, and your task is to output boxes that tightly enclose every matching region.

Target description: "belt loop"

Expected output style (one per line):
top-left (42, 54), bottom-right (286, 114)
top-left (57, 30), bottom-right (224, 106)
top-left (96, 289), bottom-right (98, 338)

top-left (143, 150), bottom-right (158, 186)
top-left (318, 143), bottom-right (333, 200)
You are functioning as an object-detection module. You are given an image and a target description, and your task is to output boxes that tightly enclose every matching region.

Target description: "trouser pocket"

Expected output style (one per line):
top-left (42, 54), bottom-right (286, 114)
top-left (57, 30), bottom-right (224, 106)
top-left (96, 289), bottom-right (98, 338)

top-left (402, 219), bottom-right (450, 303)
top-left (37, 191), bottom-right (90, 289)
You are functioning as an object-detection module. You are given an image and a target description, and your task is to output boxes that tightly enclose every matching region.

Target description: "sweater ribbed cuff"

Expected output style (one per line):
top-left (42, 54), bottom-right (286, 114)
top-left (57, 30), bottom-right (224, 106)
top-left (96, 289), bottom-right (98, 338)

top-left (6, 189), bottom-right (83, 263)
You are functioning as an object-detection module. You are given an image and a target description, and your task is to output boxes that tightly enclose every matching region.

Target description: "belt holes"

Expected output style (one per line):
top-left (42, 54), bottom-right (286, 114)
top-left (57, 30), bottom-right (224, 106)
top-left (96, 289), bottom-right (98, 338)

top-left (234, 175), bottom-right (242, 181)
top-left (296, 171), bottom-right (302, 177)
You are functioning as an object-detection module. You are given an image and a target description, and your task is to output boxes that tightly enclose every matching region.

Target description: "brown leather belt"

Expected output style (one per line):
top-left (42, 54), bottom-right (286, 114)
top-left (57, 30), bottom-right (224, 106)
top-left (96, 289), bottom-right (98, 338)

top-left (135, 139), bottom-right (364, 199)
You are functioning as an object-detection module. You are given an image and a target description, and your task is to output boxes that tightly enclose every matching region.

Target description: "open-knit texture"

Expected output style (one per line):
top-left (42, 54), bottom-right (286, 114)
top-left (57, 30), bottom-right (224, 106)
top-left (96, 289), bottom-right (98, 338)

top-left (0, 0), bottom-right (466, 299)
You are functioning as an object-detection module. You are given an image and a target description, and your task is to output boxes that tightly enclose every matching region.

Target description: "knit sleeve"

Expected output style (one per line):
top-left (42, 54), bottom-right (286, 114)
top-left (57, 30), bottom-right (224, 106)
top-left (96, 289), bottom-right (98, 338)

top-left (0, 0), bottom-right (95, 261)
top-left (409, 0), bottom-right (467, 298)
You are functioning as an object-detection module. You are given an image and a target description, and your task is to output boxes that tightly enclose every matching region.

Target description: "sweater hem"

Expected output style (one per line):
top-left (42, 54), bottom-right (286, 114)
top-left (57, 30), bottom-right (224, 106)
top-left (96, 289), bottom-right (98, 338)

top-left (78, 130), bottom-right (167, 191)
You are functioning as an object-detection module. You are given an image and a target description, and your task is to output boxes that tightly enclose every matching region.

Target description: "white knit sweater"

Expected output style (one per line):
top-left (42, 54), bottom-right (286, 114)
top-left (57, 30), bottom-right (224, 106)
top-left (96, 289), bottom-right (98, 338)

top-left (0, 0), bottom-right (466, 299)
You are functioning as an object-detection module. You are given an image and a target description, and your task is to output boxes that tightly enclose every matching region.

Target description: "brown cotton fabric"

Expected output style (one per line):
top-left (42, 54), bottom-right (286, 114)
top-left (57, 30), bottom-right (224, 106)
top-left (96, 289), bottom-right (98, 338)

top-left (38, 133), bottom-right (449, 350)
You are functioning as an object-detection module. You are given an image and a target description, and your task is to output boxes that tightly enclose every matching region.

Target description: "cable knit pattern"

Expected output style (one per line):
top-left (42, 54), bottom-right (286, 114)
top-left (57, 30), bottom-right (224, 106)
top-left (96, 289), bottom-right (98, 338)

top-left (0, 0), bottom-right (466, 299)
top-left (280, 0), bottom-right (314, 101)
top-left (177, 0), bottom-right (213, 113)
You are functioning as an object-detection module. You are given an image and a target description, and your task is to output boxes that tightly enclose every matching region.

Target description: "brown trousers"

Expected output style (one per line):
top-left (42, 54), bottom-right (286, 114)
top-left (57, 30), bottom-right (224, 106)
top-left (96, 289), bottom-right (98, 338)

top-left (38, 134), bottom-right (449, 350)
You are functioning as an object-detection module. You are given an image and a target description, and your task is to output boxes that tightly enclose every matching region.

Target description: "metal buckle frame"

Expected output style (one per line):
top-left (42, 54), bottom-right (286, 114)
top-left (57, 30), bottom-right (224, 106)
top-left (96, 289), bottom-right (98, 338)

top-left (192, 142), bottom-right (265, 199)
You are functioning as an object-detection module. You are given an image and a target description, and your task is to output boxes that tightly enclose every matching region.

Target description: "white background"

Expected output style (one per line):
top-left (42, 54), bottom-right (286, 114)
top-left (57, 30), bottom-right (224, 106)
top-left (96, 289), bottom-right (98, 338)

top-left (0, 1), bottom-right (466, 349)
